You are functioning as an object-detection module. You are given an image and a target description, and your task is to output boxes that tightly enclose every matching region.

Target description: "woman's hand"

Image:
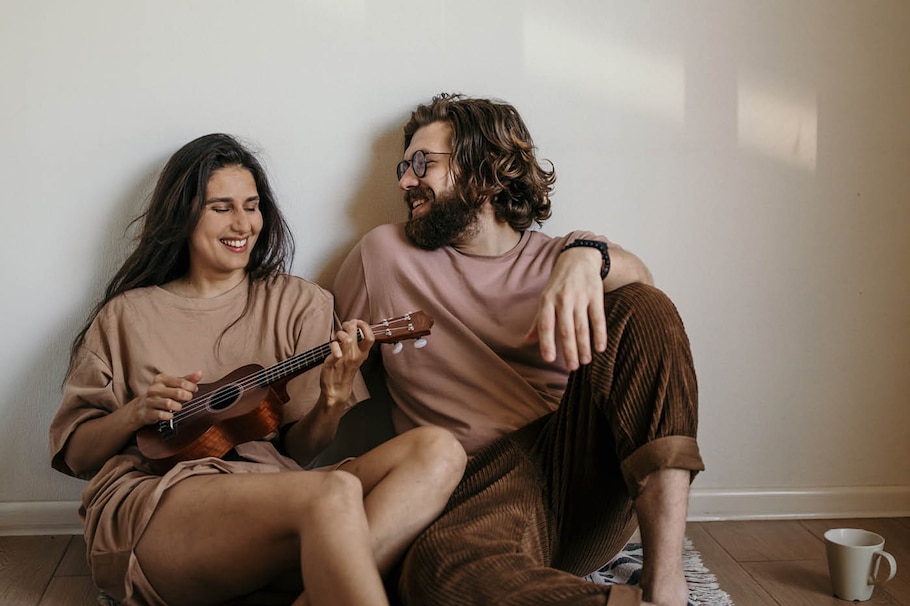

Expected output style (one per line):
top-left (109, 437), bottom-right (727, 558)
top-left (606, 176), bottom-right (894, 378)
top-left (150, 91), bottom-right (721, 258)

top-left (283, 320), bottom-right (375, 467)
top-left (126, 370), bottom-right (203, 429)
top-left (63, 369), bottom-right (203, 476)
top-left (319, 320), bottom-right (374, 413)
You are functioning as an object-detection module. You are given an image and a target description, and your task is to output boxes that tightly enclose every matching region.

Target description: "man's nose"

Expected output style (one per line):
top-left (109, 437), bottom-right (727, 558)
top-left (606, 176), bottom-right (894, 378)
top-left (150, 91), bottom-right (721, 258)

top-left (398, 165), bottom-right (419, 189)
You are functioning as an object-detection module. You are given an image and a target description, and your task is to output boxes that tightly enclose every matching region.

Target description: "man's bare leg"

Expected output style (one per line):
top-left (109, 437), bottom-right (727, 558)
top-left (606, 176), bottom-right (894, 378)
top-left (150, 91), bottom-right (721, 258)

top-left (635, 467), bottom-right (691, 606)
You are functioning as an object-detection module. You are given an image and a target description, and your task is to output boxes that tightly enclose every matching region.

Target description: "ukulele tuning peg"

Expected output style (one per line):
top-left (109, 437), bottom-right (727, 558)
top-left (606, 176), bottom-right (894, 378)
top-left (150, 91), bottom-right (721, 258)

top-left (392, 342), bottom-right (404, 354)
top-left (414, 338), bottom-right (428, 349)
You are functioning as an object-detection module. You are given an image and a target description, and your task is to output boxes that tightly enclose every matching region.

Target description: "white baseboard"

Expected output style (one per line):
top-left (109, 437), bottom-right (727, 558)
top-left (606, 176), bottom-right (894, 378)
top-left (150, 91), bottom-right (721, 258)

top-left (687, 485), bottom-right (910, 521)
top-left (3, 486), bottom-right (909, 535)
top-left (0, 501), bottom-right (82, 536)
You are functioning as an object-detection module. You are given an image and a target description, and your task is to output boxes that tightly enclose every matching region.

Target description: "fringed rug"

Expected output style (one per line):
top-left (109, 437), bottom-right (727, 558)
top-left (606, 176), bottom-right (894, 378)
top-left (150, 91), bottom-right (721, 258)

top-left (585, 538), bottom-right (735, 605)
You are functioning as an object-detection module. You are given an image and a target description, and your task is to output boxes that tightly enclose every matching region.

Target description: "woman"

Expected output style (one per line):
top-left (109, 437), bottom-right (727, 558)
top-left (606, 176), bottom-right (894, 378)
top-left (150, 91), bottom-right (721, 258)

top-left (49, 133), bottom-right (466, 606)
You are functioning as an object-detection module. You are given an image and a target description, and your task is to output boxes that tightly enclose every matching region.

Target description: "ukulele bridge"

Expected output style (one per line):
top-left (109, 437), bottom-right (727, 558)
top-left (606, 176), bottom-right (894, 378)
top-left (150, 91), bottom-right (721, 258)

top-left (156, 419), bottom-right (177, 440)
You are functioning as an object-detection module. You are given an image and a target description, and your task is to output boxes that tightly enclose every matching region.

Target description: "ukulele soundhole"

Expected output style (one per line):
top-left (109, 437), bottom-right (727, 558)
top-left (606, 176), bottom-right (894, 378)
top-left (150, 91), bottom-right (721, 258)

top-left (209, 384), bottom-right (242, 410)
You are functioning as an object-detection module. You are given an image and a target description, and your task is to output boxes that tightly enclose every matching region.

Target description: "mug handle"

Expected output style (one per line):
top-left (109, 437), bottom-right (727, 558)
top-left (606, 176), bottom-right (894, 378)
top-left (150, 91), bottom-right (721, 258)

top-left (870, 550), bottom-right (897, 584)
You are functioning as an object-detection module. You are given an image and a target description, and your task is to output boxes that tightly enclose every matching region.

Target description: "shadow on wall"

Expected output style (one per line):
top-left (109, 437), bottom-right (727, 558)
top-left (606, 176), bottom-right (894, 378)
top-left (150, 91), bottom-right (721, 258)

top-left (315, 121), bottom-right (408, 288)
top-left (310, 119), bottom-right (409, 465)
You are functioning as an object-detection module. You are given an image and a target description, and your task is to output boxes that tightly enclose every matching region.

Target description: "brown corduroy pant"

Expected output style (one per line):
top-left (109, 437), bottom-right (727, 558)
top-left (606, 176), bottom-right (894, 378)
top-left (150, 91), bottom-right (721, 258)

top-left (398, 283), bottom-right (704, 606)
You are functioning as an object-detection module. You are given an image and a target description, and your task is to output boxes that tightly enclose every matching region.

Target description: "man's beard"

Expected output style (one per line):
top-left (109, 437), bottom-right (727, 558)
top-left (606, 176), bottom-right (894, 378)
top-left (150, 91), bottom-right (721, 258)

top-left (404, 186), bottom-right (480, 250)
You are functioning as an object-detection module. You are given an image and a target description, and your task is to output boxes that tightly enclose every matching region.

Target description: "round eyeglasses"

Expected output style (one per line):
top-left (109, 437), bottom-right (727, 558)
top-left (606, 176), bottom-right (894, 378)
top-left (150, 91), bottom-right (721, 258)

top-left (396, 150), bottom-right (451, 180)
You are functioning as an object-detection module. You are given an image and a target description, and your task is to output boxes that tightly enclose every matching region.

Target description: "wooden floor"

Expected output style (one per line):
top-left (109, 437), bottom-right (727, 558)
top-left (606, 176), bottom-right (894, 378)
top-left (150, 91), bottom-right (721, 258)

top-left (688, 517), bottom-right (909, 605)
top-left (1, 517), bottom-right (907, 605)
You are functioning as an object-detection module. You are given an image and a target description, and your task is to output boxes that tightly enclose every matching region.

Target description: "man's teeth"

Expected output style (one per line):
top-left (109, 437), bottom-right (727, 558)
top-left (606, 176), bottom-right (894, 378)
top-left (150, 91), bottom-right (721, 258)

top-left (222, 238), bottom-right (247, 247)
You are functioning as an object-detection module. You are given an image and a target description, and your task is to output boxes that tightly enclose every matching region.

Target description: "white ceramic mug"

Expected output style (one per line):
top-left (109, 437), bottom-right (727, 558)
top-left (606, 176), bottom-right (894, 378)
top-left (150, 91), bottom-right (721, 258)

top-left (824, 528), bottom-right (897, 601)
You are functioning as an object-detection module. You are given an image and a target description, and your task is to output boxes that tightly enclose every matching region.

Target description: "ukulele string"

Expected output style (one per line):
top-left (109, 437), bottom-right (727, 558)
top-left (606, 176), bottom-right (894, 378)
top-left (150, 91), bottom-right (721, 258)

top-left (168, 319), bottom-right (417, 425)
top-left (171, 342), bottom-right (333, 422)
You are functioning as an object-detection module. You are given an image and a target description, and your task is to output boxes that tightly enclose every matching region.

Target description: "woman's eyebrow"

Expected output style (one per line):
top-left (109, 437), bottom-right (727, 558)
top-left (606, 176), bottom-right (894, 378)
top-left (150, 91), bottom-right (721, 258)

top-left (205, 195), bottom-right (260, 204)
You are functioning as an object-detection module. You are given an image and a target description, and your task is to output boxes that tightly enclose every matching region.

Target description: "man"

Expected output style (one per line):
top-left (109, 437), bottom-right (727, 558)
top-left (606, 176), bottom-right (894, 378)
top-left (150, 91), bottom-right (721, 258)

top-left (334, 93), bottom-right (703, 606)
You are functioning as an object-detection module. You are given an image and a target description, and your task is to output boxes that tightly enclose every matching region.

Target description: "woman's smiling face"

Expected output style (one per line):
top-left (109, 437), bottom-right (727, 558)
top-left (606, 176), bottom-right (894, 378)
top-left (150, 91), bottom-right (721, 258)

top-left (187, 165), bottom-right (263, 280)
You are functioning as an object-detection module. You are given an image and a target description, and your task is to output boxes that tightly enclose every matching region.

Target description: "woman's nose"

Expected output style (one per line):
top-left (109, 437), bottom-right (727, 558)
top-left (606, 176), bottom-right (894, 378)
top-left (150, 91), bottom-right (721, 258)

top-left (233, 210), bottom-right (251, 231)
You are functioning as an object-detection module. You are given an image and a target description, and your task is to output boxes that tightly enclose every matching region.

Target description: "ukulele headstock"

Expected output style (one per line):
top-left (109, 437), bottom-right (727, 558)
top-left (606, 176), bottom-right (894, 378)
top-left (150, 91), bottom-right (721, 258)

top-left (371, 311), bottom-right (433, 345)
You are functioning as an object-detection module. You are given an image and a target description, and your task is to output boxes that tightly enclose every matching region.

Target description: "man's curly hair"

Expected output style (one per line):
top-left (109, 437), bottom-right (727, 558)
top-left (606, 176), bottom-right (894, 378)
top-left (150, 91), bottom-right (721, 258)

top-left (403, 93), bottom-right (555, 230)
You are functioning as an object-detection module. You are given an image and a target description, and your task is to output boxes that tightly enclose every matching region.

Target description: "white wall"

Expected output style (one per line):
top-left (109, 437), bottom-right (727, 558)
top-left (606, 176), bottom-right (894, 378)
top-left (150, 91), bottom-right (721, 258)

top-left (2, 0), bottom-right (909, 530)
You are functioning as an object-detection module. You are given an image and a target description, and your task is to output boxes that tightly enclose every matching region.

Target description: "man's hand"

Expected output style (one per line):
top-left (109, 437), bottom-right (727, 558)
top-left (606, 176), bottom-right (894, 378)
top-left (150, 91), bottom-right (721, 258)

top-left (526, 246), bottom-right (607, 370)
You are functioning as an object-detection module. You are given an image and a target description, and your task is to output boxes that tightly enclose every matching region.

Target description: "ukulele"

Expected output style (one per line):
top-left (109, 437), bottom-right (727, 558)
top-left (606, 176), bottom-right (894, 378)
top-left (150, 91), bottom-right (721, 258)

top-left (136, 311), bottom-right (433, 473)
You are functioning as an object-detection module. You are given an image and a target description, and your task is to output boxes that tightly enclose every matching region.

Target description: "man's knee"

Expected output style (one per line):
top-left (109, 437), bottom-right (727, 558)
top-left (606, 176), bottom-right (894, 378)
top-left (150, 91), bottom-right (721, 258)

top-left (605, 283), bottom-right (686, 337)
top-left (598, 283), bottom-right (694, 382)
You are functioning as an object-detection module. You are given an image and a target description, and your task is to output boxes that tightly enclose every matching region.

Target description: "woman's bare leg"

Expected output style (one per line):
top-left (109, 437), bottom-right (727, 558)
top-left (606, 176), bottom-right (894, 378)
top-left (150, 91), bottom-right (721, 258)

top-left (340, 426), bottom-right (467, 574)
top-left (135, 469), bottom-right (388, 606)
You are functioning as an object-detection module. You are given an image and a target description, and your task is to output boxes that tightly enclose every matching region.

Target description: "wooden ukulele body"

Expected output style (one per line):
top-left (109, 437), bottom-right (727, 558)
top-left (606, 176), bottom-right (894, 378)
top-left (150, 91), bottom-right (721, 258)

top-left (136, 365), bottom-right (287, 473)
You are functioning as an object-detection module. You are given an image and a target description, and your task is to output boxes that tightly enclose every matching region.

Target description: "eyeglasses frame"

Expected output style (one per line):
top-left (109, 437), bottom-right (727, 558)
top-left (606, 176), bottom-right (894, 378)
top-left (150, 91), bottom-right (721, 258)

top-left (396, 150), bottom-right (452, 180)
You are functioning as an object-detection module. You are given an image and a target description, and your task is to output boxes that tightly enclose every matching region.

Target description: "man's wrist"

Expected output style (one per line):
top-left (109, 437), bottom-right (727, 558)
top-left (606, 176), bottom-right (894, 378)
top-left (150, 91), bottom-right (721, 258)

top-left (561, 239), bottom-right (611, 280)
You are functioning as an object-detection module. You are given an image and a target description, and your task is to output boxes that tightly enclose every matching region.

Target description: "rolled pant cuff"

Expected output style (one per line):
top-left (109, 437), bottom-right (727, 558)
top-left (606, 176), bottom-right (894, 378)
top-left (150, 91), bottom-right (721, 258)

top-left (620, 436), bottom-right (704, 499)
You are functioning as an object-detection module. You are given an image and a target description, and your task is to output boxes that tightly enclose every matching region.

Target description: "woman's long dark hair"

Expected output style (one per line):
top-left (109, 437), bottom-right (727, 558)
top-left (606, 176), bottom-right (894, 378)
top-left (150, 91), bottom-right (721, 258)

top-left (68, 133), bottom-right (294, 366)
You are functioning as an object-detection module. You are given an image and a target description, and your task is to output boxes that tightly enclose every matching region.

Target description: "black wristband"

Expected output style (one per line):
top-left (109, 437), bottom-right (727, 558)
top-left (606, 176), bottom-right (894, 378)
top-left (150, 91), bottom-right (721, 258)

top-left (561, 239), bottom-right (610, 280)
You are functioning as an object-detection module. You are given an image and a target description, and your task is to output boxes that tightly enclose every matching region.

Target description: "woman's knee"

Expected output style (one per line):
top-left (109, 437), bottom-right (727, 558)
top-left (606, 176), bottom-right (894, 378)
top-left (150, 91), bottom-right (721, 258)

top-left (289, 470), bottom-right (365, 526)
top-left (402, 426), bottom-right (467, 486)
top-left (316, 469), bottom-right (364, 506)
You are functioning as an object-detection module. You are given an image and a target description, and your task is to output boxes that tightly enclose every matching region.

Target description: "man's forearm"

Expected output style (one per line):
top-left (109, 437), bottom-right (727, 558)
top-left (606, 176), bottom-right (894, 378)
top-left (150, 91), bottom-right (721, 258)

top-left (604, 246), bottom-right (654, 291)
